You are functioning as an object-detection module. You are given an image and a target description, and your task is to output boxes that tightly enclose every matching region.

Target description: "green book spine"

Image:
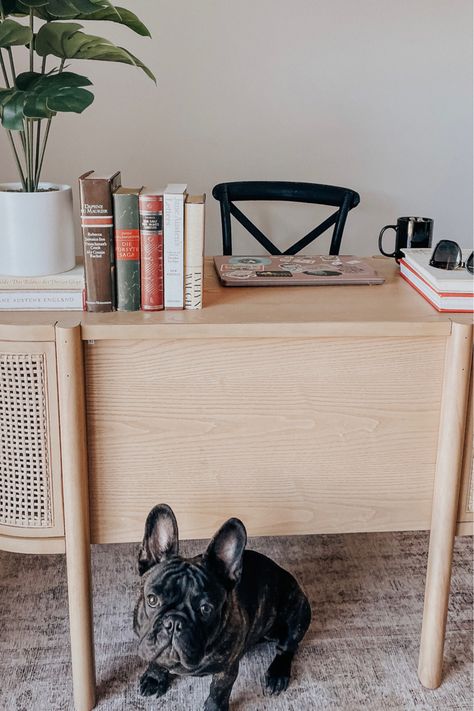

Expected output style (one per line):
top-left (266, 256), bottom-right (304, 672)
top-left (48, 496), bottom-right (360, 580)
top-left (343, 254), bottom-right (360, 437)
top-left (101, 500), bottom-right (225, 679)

top-left (113, 187), bottom-right (142, 311)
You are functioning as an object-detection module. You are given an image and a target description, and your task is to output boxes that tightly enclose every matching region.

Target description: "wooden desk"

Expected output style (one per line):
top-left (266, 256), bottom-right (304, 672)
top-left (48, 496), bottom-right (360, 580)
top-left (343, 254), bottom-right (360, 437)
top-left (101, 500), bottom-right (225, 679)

top-left (0, 258), bottom-right (472, 711)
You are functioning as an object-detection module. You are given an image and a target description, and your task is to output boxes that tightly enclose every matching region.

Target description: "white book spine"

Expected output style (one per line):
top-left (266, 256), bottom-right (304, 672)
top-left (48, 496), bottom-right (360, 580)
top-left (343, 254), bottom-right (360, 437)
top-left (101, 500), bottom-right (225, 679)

top-left (164, 190), bottom-right (186, 309)
top-left (0, 290), bottom-right (84, 310)
top-left (0, 267), bottom-right (85, 290)
top-left (184, 197), bottom-right (205, 309)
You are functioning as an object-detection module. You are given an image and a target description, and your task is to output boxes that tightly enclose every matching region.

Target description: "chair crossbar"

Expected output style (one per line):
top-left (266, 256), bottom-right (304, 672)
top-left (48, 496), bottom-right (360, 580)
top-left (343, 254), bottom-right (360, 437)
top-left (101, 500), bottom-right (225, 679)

top-left (283, 209), bottom-right (340, 255)
top-left (229, 202), bottom-right (281, 255)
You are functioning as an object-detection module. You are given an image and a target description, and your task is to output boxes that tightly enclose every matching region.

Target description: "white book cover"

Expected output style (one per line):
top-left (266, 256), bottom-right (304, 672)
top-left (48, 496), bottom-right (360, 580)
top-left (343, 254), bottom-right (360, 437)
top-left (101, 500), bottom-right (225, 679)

top-left (164, 184), bottom-right (187, 309)
top-left (400, 248), bottom-right (473, 294)
top-left (400, 262), bottom-right (474, 312)
top-left (0, 290), bottom-right (84, 310)
top-left (184, 195), bottom-right (206, 309)
top-left (0, 261), bottom-right (85, 290)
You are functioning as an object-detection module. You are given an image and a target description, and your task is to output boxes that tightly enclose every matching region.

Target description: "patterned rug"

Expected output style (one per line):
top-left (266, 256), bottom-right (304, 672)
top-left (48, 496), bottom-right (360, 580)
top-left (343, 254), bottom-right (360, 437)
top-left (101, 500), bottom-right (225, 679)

top-left (0, 531), bottom-right (472, 710)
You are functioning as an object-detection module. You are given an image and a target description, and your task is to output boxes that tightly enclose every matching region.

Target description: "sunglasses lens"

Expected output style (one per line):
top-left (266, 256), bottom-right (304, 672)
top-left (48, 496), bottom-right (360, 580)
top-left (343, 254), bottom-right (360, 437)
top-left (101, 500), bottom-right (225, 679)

top-left (467, 251), bottom-right (474, 275)
top-left (429, 240), bottom-right (463, 270)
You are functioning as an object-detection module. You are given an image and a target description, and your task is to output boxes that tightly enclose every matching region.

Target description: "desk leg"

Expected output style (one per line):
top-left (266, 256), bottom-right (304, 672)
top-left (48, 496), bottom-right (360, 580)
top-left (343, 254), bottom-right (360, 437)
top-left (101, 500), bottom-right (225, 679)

top-left (418, 321), bottom-right (472, 689)
top-left (56, 324), bottom-right (96, 711)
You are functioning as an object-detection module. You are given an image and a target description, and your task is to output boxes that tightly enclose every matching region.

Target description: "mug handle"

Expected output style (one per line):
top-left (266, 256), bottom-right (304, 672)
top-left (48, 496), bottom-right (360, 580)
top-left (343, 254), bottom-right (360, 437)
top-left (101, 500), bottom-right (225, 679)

top-left (378, 225), bottom-right (398, 258)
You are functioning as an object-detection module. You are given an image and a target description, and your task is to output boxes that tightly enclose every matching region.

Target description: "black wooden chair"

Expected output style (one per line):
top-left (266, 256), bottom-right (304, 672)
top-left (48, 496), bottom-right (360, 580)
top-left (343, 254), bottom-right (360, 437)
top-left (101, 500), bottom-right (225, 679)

top-left (212, 181), bottom-right (360, 255)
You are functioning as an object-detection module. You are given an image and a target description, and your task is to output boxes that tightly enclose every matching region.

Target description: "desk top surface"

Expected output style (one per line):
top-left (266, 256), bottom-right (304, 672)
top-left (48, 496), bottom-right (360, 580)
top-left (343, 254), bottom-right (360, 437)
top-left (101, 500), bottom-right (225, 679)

top-left (0, 257), bottom-right (472, 340)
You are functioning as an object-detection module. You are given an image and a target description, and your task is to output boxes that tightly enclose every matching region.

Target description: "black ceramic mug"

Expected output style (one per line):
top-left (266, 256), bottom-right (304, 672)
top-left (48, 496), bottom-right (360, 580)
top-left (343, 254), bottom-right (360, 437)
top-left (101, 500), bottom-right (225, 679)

top-left (378, 216), bottom-right (433, 260)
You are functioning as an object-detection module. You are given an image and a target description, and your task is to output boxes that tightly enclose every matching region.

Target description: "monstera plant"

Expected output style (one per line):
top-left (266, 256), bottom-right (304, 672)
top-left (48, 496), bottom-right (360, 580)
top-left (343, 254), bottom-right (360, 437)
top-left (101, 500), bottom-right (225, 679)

top-left (0, 0), bottom-right (154, 191)
top-left (0, 0), bottom-right (154, 277)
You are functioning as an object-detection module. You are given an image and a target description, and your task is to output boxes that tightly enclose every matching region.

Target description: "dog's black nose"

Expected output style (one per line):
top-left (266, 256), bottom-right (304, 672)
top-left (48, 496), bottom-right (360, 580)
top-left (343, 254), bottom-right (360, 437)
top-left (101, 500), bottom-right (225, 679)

top-left (163, 615), bottom-right (183, 635)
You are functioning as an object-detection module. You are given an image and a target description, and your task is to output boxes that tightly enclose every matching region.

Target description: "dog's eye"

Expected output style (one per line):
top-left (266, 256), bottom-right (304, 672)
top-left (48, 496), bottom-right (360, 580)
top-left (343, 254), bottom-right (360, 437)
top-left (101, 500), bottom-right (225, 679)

top-left (147, 594), bottom-right (160, 608)
top-left (200, 602), bottom-right (213, 617)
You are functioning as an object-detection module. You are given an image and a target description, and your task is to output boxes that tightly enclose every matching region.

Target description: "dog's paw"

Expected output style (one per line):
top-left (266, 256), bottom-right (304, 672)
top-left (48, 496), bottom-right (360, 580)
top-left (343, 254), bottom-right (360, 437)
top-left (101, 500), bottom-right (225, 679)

top-left (139, 669), bottom-right (170, 697)
top-left (264, 654), bottom-right (291, 696)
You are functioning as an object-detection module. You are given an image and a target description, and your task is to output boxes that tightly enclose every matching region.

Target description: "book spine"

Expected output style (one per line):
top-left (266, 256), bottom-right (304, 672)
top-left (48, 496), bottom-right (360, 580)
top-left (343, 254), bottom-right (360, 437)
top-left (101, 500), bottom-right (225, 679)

top-left (400, 263), bottom-right (474, 312)
top-left (79, 174), bottom-right (121, 312)
top-left (0, 275), bottom-right (84, 290)
top-left (139, 194), bottom-right (164, 310)
top-left (164, 193), bottom-right (185, 309)
top-left (184, 199), bottom-right (205, 309)
top-left (0, 290), bottom-right (84, 310)
top-left (114, 192), bottom-right (141, 311)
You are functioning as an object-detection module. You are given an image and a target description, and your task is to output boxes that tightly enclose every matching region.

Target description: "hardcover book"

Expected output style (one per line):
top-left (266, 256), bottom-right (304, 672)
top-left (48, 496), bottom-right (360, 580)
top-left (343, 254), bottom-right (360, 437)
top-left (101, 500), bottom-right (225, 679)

top-left (164, 183), bottom-right (187, 309)
top-left (0, 290), bottom-right (84, 310)
top-left (399, 248), bottom-right (473, 313)
top-left (184, 194), bottom-right (206, 309)
top-left (114, 187), bottom-right (142, 311)
top-left (79, 170), bottom-right (121, 312)
top-left (0, 261), bottom-right (84, 290)
top-left (139, 189), bottom-right (165, 311)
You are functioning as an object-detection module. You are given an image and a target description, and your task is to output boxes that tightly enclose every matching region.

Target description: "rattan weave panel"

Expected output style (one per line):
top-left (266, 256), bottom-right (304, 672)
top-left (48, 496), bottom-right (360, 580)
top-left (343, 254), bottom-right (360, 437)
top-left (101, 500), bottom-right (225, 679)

top-left (0, 353), bottom-right (53, 528)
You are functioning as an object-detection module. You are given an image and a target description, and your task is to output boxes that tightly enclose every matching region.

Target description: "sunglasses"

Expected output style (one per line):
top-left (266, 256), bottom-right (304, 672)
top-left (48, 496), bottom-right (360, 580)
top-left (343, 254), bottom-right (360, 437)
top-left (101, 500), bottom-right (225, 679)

top-left (429, 240), bottom-right (474, 274)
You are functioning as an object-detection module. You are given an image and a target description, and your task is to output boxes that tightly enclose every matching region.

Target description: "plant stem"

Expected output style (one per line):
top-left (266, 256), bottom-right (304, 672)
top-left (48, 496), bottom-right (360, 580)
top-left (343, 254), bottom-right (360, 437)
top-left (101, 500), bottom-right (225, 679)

top-left (35, 118), bottom-right (51, 188)
top-left (6, 47), bottom-right (15, 84)
top-left (6, 131), bottom-right (27, 190)
top-left (0, 49), bottom-right (10, 87)
top-left (29, 10), bottom-right (34, 73)
top-left (29, 119), bottom-right (35, 190)
top-left (24, 119), bottom-right (31, 191)
top-left (34, 120), bottom-right (42, 190)
top-left (35, 60), bottom-right (65, 187)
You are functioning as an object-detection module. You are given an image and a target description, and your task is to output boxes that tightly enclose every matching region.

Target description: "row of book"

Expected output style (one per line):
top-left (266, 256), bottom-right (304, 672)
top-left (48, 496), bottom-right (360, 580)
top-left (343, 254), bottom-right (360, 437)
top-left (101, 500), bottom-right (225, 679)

top-left (399, 248), bottom-right (473, 312)
top-left (80, 171), bottom-right (205, 312)
top-left (0, 171), bottom-right (205, 311)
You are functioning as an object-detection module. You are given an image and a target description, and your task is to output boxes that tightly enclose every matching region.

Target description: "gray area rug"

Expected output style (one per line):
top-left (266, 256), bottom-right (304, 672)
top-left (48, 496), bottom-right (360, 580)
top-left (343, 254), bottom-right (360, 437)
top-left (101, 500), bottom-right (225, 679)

top-left (0, 531), bottom-right (472, 710)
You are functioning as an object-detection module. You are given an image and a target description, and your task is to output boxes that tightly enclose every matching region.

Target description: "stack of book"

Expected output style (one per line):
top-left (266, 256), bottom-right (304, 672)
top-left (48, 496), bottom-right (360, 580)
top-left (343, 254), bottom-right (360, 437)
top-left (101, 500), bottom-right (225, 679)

top-left (79, 171), bottom-right (206, 313)
top-left (0, 262), bottom-right (85, 310)
top-left (399, 248), bottom-right (474, 312)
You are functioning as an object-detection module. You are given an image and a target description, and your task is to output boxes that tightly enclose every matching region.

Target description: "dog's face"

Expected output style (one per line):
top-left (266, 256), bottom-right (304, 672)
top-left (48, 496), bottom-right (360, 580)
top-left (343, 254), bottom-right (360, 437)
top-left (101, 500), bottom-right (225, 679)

top-left (134, 505), bottom-right (246, 673)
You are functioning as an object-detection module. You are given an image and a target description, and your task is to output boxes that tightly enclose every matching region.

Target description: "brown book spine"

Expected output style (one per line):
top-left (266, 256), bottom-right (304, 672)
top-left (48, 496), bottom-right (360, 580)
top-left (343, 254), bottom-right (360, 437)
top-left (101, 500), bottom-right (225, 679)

top-left (139, 193), bottom-right (164, 310)
top-left (79, 170), bottom-right (121, 312)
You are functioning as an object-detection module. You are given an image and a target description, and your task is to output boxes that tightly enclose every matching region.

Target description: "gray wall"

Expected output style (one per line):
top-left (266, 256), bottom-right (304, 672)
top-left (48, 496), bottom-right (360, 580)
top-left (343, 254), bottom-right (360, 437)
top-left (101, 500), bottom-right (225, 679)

top-left (1, 0), bottom-right (472, 255)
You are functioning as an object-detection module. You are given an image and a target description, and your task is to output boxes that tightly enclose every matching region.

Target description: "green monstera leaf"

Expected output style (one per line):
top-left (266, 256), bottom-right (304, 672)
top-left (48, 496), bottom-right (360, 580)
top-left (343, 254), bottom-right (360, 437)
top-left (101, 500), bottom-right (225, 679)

top-left (0, 70), bottom-right (94, 129)
top-left (17, 3), bottom-right (151, 36)
top-left (59, 6), bottom-right (151, 36)
top-left (0, 19), bottom-right (33, 47)
top-left (14, 0), bottom-right (110, 16)
top-left (35, 22), bottom-right (155, 80)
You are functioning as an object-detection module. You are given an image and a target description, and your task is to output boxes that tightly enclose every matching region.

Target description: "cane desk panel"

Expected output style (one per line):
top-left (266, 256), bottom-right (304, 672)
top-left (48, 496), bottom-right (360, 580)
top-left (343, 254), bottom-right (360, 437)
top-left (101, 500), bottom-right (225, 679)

top-left (0, 341), bottom-right (63, 538)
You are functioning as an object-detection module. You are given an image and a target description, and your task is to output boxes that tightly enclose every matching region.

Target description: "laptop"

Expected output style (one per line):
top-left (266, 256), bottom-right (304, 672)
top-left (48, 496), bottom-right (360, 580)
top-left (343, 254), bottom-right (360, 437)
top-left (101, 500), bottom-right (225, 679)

top-left (214, 255), bottom-right (385, 287)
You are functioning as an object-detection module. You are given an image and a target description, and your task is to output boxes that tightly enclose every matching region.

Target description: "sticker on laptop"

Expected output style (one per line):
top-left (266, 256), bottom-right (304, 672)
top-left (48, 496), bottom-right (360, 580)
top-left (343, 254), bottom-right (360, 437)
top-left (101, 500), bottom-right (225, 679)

top-left (229, 256), bottom-right (272, 265)
top-left (225, 270), bottom-right (254, 279)
top-left (303, 270), bottom-right (342, 277)
top-left (221, 263), bottom-right (265, 272)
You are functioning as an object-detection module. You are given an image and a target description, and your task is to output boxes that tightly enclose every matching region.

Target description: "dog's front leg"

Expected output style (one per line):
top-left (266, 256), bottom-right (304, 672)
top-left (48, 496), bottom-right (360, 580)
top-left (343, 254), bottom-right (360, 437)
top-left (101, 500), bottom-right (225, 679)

top-left (204, 662), bottom-right (239, 711)
top-left (139, 661), bottom-right (171, 697)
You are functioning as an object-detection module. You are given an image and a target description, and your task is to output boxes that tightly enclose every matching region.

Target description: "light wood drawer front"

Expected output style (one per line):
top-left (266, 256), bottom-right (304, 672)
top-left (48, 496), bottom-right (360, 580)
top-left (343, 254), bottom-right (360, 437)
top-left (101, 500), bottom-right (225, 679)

top-left (85, 337), bottom-right (446, 543)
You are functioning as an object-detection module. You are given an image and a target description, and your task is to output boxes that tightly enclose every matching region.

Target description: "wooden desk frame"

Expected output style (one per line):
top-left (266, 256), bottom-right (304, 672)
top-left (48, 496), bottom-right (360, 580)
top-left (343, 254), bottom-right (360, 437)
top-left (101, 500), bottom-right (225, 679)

top-left (0, 259), bottom-right (472, 711)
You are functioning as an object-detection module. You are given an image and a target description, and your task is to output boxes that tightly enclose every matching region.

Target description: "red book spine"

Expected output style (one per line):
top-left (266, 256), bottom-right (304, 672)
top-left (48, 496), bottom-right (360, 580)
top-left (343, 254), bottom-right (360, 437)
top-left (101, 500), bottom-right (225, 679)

top-left (139, 193), bottom-right (164, 310)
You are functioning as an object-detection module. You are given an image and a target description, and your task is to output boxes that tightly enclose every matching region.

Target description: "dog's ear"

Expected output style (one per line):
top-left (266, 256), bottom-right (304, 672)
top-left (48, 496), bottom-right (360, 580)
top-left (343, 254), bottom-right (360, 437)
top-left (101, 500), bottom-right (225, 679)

top-left (138, 504), bottom-right (179, 575)
top-left (203, 518), bottom-right (247, 588)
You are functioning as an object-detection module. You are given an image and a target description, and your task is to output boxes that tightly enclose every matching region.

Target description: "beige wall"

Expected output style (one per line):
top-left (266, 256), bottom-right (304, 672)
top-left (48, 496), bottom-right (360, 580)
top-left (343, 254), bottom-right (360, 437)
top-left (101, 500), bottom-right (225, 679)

top-left (1, 0), bottom-right (472, 256)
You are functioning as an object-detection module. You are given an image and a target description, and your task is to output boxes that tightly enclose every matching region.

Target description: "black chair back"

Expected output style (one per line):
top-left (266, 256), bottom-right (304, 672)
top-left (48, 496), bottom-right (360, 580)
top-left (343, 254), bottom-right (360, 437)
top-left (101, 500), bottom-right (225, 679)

top-left (212, 181), bottom-right (360, 255)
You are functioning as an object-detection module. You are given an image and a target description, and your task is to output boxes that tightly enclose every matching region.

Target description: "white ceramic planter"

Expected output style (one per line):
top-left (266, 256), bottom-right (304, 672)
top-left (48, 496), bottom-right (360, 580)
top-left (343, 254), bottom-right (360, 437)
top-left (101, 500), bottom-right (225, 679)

top-left (0, 182), bottom-right (76, 276)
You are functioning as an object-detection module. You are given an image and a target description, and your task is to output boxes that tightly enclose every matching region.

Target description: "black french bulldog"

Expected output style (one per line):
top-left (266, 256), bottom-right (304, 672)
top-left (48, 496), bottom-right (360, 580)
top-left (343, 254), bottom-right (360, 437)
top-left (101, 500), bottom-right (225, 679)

top-left (133, 504), bottom-right (311, 711)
